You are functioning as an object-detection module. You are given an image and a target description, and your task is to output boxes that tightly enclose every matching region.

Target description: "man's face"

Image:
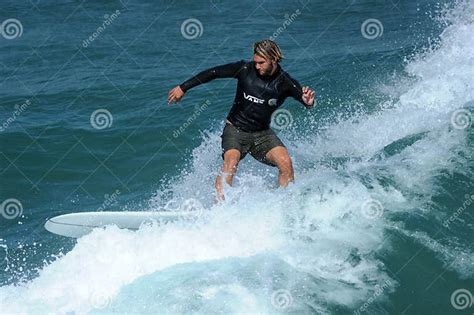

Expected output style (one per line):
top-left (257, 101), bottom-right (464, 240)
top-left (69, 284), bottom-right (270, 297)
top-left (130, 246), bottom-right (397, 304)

top-left (253, 54), bottom-right (275, 76)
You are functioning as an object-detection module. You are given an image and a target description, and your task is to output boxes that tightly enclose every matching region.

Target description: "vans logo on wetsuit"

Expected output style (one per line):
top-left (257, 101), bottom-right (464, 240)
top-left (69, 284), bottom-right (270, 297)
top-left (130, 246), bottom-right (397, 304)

top-left (243, 92), bottom-right (264, 104)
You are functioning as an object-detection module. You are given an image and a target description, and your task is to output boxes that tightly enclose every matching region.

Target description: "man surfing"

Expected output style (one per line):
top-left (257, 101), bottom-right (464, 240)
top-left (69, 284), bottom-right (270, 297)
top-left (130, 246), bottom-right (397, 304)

top-left (168, 40), bottom-right (316, 202)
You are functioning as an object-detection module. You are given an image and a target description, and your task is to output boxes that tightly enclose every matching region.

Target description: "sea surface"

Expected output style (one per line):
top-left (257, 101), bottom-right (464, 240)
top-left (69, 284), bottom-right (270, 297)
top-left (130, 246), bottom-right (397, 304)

top-left (0, 0), bottom-right (473, 314)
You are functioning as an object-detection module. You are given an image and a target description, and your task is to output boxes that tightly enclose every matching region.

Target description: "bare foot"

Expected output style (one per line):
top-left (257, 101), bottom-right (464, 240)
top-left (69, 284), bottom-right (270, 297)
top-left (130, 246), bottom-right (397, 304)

top-left (214, 193), bottom-right (225, 205)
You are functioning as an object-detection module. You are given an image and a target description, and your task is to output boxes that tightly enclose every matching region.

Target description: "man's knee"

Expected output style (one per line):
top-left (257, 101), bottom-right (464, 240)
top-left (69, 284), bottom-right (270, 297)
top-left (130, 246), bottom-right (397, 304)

top-left (266, 147), bottom-right (293, 172)
top-left (276, 156), bottom-right (293, 174)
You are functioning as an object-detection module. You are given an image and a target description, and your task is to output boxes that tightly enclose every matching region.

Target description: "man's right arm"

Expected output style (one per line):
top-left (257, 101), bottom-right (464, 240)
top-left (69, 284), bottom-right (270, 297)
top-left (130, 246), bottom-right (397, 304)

top-left (179, 60), bottom-right (246, 92)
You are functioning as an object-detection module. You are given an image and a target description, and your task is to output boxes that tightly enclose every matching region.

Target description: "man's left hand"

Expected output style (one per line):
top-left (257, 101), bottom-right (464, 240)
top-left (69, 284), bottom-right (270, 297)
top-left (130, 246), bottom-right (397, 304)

top-left (302, 86), bottom-right (316, 108)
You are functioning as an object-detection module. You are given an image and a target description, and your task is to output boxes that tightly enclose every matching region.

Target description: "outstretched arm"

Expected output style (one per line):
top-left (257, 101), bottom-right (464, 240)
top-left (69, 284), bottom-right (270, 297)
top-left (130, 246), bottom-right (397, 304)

top-left (168, 60), bottom-right (245, 104)
top-left (286, 75), bottom-right (316, 108)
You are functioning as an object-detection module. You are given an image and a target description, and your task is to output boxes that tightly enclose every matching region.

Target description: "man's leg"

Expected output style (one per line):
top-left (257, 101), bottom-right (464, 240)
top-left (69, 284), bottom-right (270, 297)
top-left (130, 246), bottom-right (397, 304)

top-left (215, 149), bottom-right (241, 203)
top-left (265, 146), bottom-right (294, 187)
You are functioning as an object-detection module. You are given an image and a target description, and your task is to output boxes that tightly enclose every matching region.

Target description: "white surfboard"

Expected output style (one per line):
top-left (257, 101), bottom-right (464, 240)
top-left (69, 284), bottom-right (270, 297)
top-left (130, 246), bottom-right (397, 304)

top-left (44, 211), bottom-right (200, 238)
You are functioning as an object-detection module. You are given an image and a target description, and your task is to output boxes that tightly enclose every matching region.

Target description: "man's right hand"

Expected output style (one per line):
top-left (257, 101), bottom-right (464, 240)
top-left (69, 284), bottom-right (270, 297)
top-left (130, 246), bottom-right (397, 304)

top-left (167, 85), bottom-right (185, 104)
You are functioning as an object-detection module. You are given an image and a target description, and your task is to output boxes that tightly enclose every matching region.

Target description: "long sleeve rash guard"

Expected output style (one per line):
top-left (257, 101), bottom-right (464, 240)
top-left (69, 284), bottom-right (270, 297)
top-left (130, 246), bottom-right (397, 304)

top-left (179, 60), bottom-right (308, 132)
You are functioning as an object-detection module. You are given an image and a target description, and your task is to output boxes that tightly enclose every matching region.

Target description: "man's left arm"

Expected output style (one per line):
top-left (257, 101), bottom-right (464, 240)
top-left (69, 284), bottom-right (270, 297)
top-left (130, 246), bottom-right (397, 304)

top-left (286, 75), bottom-right (316, 108)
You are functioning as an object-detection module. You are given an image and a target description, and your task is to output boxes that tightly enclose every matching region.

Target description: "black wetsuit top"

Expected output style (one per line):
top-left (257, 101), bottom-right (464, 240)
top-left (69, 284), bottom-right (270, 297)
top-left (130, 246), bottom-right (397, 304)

top-left (179, 60), bottom-right (308, 132)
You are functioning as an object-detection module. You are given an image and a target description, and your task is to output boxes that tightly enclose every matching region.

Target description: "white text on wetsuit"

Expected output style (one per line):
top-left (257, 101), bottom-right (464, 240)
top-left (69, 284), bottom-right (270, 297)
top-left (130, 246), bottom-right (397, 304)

top-left (243, 92), bottom-right (264, 104)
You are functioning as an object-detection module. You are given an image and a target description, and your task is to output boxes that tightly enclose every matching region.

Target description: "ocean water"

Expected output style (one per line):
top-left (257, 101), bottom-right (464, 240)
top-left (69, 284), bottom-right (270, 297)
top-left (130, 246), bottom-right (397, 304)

top-left (0, 0), bottom-right (473, 314)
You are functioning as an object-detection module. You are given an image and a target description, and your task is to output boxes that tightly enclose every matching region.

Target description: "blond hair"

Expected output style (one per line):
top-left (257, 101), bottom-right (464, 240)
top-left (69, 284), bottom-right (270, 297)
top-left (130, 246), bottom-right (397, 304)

top-left (253, 40), bottom-right (284, 62)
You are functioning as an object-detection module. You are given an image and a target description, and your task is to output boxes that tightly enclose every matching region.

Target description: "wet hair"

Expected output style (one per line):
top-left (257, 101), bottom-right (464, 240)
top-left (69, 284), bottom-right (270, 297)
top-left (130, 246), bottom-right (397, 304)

top-left (253, 39), bottom-right (284, 62)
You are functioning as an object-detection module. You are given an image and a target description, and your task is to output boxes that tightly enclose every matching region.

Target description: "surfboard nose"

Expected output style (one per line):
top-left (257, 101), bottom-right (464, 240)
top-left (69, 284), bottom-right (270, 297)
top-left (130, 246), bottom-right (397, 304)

top-left (44, 215), bottom-right (96, 238)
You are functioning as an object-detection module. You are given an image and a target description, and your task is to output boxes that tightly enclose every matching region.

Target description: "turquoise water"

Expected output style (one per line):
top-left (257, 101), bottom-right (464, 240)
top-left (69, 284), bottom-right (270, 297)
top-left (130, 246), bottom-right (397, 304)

top-left (1, 0), bottom-right (473, 314)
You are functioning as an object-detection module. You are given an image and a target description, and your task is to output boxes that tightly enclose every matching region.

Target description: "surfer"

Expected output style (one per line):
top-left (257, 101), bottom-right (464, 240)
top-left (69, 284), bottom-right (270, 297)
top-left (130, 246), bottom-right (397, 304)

top-left (168, 40), bottom-right (315, 202)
